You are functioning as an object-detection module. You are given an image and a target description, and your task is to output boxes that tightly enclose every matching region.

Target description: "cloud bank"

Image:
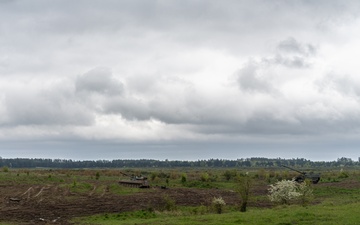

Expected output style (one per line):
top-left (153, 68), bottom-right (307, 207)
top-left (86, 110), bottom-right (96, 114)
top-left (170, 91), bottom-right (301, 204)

top-left (1, 0), bottom-right (360, 160)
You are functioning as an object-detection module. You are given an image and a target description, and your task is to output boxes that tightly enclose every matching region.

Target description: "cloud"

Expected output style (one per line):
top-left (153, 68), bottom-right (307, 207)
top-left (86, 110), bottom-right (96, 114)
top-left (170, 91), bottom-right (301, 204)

top-left (236, 37), bottom-right (317, 95)
top-left (237, 61), bottom-right (275, 94)
top-left (75, 67), bottom-right (124, 96)
top-left (2, 80), bottom-right (94, 126)
top-left (1, 1), bottom-right (360, 160)
top-left (277, 37), bottom-right (316, 56)
top-left (272, 37), bottom-right (317, 68)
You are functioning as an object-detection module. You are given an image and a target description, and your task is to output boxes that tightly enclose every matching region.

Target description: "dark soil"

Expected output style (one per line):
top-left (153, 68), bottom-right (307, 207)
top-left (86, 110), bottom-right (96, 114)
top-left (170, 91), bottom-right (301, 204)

top-left (0, 179), bottom-right (354, 224)
top-left (0, 184), bottom-right (242, 224)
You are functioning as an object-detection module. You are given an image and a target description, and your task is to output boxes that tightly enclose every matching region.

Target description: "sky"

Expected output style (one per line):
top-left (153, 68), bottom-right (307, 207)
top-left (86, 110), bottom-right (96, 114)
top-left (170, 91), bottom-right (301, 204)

top-left (1, 0), bottom-right (360, 161)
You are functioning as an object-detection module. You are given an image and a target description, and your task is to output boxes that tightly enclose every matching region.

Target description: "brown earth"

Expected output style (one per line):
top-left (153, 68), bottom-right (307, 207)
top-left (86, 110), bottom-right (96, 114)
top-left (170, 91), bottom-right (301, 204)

top-left (1, 180), bottom-right (357, 224)
top-left (0, 183), bottom-right (245, 225)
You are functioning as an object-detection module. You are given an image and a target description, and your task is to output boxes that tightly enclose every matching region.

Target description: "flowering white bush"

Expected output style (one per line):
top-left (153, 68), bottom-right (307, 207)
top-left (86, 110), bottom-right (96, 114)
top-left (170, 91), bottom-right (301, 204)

top-left (212, 197), bottom-right (226, 214)
top-left (268, 179), bottom-right (301, 204)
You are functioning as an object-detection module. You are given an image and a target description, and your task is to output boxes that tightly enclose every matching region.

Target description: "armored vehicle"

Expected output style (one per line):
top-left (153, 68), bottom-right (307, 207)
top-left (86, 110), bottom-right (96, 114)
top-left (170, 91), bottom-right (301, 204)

top-left (281, 165), bottom-right (320, 184)
top-left (119, 172), bottom-right (150, 188)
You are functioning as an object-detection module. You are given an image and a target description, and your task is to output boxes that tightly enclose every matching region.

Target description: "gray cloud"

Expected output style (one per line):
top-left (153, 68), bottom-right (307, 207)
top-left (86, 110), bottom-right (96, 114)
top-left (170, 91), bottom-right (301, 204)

top-left (315, 73), bottom-right (360, 97)
top-left (104, 97), bottom-right (151, 121)
top-left (236, 37), bottom-right (317, 94)
top-left (271, 37), bottom-right (317, 68)
top-left (75, 67), bottom-right (124, 96)
top-left (1, 1), bottom-right (360, 160)
top-left (237, 61), bottom-right (275, 94)
top-left (3, 82), bottom-right (94, 126)
top-left (277, 37), bottom-right (316, 56)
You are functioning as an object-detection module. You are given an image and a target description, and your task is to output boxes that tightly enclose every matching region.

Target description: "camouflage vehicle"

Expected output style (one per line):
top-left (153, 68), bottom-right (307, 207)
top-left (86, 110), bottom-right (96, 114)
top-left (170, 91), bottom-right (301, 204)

top-left (281, 165), bottom-right (320, 184)
top-left (119, 172), bottom-right (150, 188)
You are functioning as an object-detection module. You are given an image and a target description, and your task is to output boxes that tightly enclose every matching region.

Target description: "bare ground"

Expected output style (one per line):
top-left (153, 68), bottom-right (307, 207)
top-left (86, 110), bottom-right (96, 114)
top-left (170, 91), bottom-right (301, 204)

top-left (0, 183), bottom-right (243, 224)
top-left (1, 180), bottom-right (357, 224)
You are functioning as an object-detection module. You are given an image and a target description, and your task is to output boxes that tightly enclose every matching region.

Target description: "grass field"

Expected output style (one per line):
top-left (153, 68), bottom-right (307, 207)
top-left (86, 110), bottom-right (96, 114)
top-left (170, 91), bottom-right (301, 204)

top-left (73, 202), bottom-right (360, 225)
top-left (0, 167), bottom-right (359, 224)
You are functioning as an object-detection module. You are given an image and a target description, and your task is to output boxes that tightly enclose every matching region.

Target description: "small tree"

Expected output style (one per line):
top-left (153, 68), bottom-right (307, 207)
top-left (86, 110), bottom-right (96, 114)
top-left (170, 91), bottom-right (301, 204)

top-left (236, 174), bottom-right (252, 212)
top-left (268, 179), bottom-right (301, 204)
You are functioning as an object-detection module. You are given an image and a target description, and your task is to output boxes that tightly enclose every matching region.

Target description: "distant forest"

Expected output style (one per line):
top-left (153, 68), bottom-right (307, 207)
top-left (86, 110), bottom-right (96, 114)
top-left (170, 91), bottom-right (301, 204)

top-left (0, 157), bottom-right (358, 168)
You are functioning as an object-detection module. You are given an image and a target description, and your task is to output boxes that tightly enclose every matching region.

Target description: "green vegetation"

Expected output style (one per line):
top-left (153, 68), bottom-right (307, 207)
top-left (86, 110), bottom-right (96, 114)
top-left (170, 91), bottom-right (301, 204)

top-left (70, 167), bottom-right (360, 224)
top-left (73, 202), bottom-right (360, 225)
top-left (1, 163), bottom-right (360, 224)
top-left (236, 174), bottom-right (252, 212)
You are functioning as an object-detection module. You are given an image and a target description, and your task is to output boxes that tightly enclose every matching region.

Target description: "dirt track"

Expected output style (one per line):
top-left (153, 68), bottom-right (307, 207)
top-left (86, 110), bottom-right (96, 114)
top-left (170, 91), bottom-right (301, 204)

top-left (0, 184), bottom-right (244, 224)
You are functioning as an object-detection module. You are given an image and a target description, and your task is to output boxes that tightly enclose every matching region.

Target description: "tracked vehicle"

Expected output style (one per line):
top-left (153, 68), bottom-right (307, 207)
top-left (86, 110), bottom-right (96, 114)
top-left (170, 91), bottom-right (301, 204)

top-left (119, 172), bottom-right (150, 188)
top-left (281, 165), bottom-right (320, 184)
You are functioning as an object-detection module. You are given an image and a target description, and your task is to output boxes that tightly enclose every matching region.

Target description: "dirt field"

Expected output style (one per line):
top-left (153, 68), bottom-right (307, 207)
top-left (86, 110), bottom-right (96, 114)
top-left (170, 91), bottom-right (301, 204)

top-left (0, 182), bottom-right (247, 225)
top-left (1, 179), bottom-right (357, 224)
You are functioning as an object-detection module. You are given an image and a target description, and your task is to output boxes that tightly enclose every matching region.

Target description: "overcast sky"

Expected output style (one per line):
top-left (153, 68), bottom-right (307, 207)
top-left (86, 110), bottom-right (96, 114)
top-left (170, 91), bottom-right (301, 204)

top-left (1, 0), bottom-right (360, 161)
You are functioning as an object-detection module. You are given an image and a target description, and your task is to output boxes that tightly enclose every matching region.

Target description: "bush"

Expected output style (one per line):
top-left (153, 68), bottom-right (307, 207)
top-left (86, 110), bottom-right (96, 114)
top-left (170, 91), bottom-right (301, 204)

top-left (268, 179), bottom-right (301, 204)
top-left (223, 170), bottom-right (237, 181)
top-left (200, 173), bottom-right (209, 182)
top-left (160, 195), bottom-right (177, 211)
top-left (95, 172), bottom-right (100, 180)
top-left (2, 166), bottom-right (9, 172)
top-left (338, 172), bottom-right (349, 179)
top-left (181, 173), bottom-right (187, 184)
top-left (297, 181), bottom-right (314, 206)
top-left (212, 197), bottom-right (226, 214)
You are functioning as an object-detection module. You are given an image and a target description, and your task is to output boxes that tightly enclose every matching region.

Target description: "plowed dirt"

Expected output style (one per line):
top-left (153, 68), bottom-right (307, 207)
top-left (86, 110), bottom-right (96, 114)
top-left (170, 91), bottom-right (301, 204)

top-left (1, 180), bottom-right (354, 224)
top-left (0, 183), bottom-right (244, 224)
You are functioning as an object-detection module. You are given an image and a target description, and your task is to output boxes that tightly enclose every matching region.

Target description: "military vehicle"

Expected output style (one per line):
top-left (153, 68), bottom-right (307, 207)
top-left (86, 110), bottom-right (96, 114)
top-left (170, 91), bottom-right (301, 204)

top-left (118, 172), bottom-right (150, 188)
top-left (281, 165), bottom-right (320, 184)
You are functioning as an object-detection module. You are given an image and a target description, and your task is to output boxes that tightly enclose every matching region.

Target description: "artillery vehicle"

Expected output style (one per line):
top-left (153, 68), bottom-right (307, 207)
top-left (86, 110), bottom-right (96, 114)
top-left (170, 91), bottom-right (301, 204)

top-left (119, 172), bottom-right (150, 188)
top-left (281, 165), bottom-right (320, 184)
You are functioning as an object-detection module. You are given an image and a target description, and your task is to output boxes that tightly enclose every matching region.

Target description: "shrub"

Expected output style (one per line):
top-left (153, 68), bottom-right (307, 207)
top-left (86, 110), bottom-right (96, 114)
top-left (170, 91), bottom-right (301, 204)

top-left (160, 195), bottom-right (177, 211)
top-left (268, 179), bottom-right (301, 204)
top-left (2, 166), bottom-right (9, 172)
top-left (181, 173), bottom-right (187, 184)
top-left (212, 197), bottom-right (226, 214)
top-left (297, 181), bottom-right (314, 206)
top-left (338, 171), bottom-right (349, 179)
top-left (200, 173), bottom-right (209, 182)
top-left (192, 205), bottom-right (208, 215)
top-left (95, 172), bottom-right (100, 180)
top-left (223, 170), bottom-right (233, 181)
top-left (223, 170), bottom-right (237, 181)
top-left (150, 172), bottom-right (157, 181)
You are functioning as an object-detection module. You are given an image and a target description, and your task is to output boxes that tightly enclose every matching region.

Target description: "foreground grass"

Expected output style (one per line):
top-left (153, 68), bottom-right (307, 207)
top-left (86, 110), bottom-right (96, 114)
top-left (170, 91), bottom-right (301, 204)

top-left (73, 201), bottom-right (360, 225)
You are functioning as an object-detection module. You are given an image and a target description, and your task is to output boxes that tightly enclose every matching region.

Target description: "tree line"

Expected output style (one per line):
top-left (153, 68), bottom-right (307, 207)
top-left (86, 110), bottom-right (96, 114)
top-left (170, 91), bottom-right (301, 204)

top-left (0, 157), bottom-right (358, 169)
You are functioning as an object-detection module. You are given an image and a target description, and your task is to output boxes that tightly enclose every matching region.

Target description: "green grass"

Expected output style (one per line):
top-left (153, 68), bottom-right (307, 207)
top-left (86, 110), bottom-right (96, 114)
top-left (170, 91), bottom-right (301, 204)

top-left (73, 202), bottom-right (360, 225)
top-left (108, 183), bottom-right (145, 195)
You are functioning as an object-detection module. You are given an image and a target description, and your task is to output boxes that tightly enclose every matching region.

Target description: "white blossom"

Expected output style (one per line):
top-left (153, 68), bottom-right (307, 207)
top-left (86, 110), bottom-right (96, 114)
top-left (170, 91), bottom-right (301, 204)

top-left (268, 179), bottom-right (301, 204)
top-left (212, 196), bottom-right (226, 214)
